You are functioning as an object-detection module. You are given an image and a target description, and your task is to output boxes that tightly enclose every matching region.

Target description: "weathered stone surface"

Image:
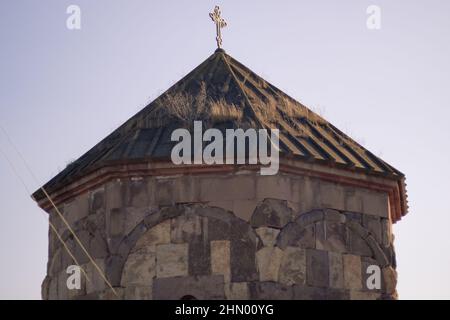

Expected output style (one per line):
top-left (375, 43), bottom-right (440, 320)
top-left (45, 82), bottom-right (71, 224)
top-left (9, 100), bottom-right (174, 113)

top-left (276, 222), bottom-right (315, 250)
top-left (343, 254), bottom-right (362, 290)
top-left (350, 290), bottom-right (380, 300)
top-left (156, 243), bottom-right (188, 278)
top-left (251, 198), bottom-right (293, 228)
top-left (306, 249), bottom-right (329, 288)
top-left (100, 287), bottom-right (125, 300)
top-left (361, 190), bottom-right (389, 218)
top-left (256, 175), bottom-right (292, 201)
top-left (315, 221), bottom-right (347, 253)
top-left (328, 251), bottom-right (344, 289)
top-left (255, 227), bottom-right (280, 247)
top-left (293, 286), bottom-right (350, 300)
top-left (171, 214), bottom-right (203, 243)
top-left (108, 208), bottom-right (124, 236)
top-left (344, 189), bottom-right (363, 213)
top-left (320, 182), bottom-right (345, 211)
top-left (133, 220), bottom-right (171, 254)
top-left (189, 237), bottom-right (211, 276)
top-left (279, 246), bottom-right (306, 286)
top-left (366, 235), bottom-right (389, 267)
top-left (211, 240), bottom-right (231, 283)
top-left (225, 282), bottom-right (249, 300)
top-left (85, 259), bottom-right (106, 294)
top-left (347, 227), bottom-right (372, 256)
top-left (154, 178), bottom-right (175, 206)
top-left (200, 176), bottom-right (255, 202)
top-left (127, 177), bottom-right (148, 207)
top-left (249, 282), bottom-right (293, 300)
top-left (382, 266), bottom-right (397, 294)
top-left (153, 275), bottom-right (225, 300)
top-left (256, 246), bottom-right (283, 281)
top-left (89, 188), bottom-right (105, 214)
top-left (64, 193), bottom-right (89, 225)
top-left (363, 214), bottom-right (382, 244)
top-left (121, 248), bottom-right (156, 286)
top-left (105, 179), bottom-right (123, 210)
top-left (48, 276), bottom-right (58, 300)
top-left (233, 200), bottom-right (258, 221)
top-left (105, 255), bottom-right (125, 287)
top-left (381, 218), bottom-right (392, 248)
top-left (296, 210), bottom-right (324, 227)
top-left (324, 209), bottom-right (346, 223)
top-left (124, 285), bottom-right (151, 300)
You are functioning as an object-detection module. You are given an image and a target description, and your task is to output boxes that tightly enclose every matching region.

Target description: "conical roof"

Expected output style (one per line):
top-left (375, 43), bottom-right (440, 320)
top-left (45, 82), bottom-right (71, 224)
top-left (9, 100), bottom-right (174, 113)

top-left (32, 49), bottom-right (407, 218)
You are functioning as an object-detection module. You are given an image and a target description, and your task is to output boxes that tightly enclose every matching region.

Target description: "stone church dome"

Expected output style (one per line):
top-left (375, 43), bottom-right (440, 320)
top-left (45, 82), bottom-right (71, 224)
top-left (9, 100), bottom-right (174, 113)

top-left (34, 48), bottom-right (408, 300)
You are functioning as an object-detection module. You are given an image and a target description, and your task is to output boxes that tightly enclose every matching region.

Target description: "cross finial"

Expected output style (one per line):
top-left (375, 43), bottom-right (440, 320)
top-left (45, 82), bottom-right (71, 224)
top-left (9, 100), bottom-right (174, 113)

top-left (209, 6), bottom-right (227, 49)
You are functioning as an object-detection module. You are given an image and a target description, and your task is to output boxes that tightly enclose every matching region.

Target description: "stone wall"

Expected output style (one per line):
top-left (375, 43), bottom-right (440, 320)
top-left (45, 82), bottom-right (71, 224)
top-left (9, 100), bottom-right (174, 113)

top-left (41, 171), bottom-right (397, 300)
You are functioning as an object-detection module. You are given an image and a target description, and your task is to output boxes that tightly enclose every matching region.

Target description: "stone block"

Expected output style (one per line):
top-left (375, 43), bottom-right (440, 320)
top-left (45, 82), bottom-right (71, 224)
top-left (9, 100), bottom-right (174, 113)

top-left (64, 193), bottom-right (89, 225)
top-left (344, 188), bottom-right (363, 213)
top-left (225, 282), bottom-right (249, 300)
top-left (319, 182), bottom-right (345, 211)
top-left (296, 209), bottom-right (324, 227)
top-left (381, 218), bottom-right (392, 247)
top-left (315, 221), bottom-right (347, 253)
top-left (200, 176), bottom-right (255, 202)
top-left (276, 222), bottom-right (315, 250)
top-left (347, 227), bottom-right (372, 257)
top-left (350, 290), bottom-right (380, 300)
top-left (108, 208), bottom-right (125, 237)
top-left (89, 188), bottom-right (105, 214)
top-left (156, 243), bottom-right (188, 278)
top-left (171, 214), bottom-right (203, 243)
top-left (249, 282), bottom-right (293, 300)
top-left (328, 251), bottom-right (344, 289)
top-left (362, 214), bottom-right (382, 244)
top-left (251, 198), bottom-right (293, 228)
top-left (121, 249), bottom-right (156, 286)
top-left (124, 207), bottom-right (150, 236)
top-left (211, 240), bottom-right (231, 283)
top-left (293, 286), bottom-right (350, 300)
top-left (85, 259), bottom-right (107, 295)
top-left (360, 190), bottom-right (389, 218)
top-left (306, 249), bottom-right (329, 288)
top-left (256, 247), bottom-right (283, 282)
top-left (343, 254), bottom-right (362, 290)
top-left (255, 227), bottom-right (280, 247)
top-left (99, 287), bottom-right (124, 300)
top-left (256, 175), bottom-right (292, 201)
top-left (279, 246), bottom-right (306, 285)
top-left (127, 177), bottom-right (148, 207)
top-left (382, 266), bottom-right (397, 294)
top-left (105, 179), bottom-right (123, 210)
top-left (133, 220), bottom-right (171, 254)
top-left (153, 275), bottom-right (225, 300)
top-left (124, 285), bottom-right (152, 300)
top-left (230, 237), bottom-right (258, 282)
top-left (154, 179), bottom-right (175, 206)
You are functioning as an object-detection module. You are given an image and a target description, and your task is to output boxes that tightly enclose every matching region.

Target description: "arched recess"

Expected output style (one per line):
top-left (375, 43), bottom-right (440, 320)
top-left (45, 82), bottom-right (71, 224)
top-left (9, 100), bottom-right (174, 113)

top-left (119, 204), bottom-right (260, 299)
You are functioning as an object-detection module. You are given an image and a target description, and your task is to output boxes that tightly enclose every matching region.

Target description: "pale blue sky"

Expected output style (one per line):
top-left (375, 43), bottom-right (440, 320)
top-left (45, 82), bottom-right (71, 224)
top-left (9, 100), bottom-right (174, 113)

top-left (0, 0), bottom-right (449, 299)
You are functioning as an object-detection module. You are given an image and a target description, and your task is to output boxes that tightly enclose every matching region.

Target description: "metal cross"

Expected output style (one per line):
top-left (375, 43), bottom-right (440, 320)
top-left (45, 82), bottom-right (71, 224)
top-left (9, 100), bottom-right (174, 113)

top-left (209, 6), bottom-right (227, 49)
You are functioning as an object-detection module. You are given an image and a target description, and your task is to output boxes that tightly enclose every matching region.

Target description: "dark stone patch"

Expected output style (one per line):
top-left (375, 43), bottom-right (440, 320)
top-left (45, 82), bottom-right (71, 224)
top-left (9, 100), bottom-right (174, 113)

top-left (276, 222), bottom-right (315, 250)
top-left (188, 238), bottom-right (211, 276)
top-left (347, 228), bottom-right (372, 257)
top-left (231, 238), bottom-right (258, 282)
top-left (362, 214), bottom-right (382, 244)
top-left (248, 282), bottom-right (293, 300)
top-left (296, 210), bottom-right (324, 227)
top-left (105, 255), bottom-right (125, 287)
top-left (293, 285), bottom-right (350, 300)
top-left (153, 275), bottom-right (225, 300)
top-left (315, 221), bottom-right (347, 253)
top-left (306, 249), bottom-right (329, 288)
top-left (250, 198), bottom-right (293, 228)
